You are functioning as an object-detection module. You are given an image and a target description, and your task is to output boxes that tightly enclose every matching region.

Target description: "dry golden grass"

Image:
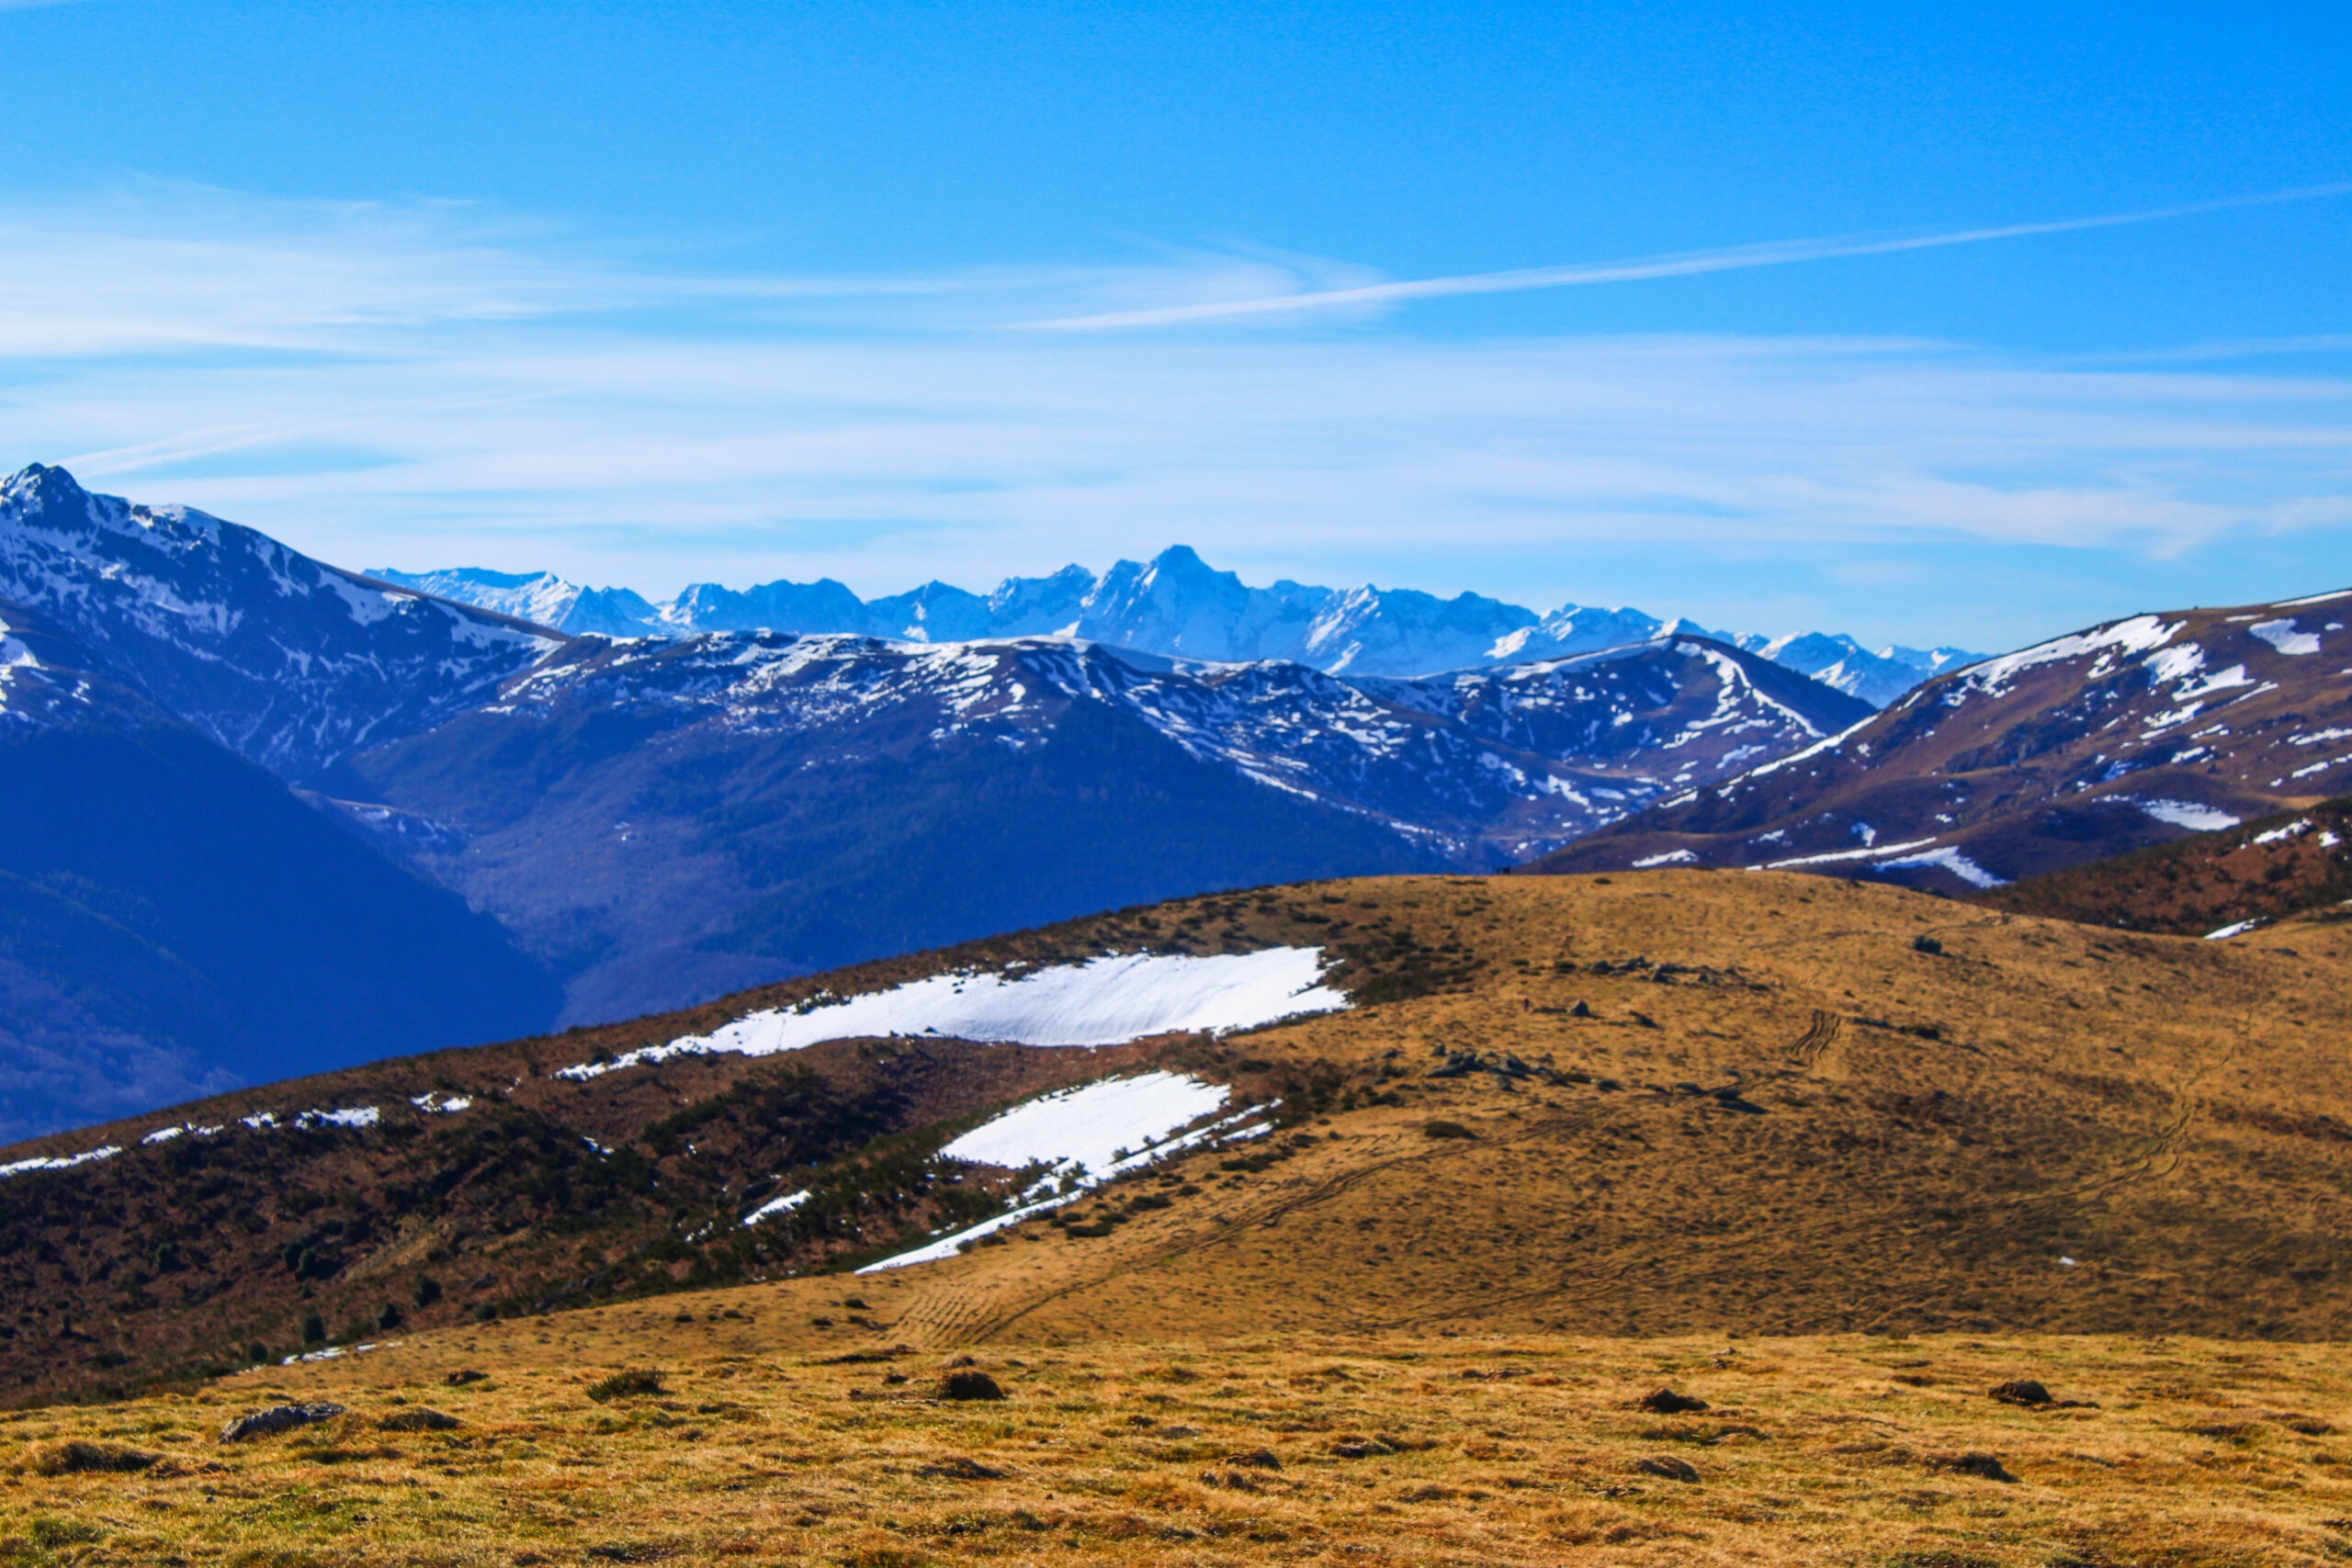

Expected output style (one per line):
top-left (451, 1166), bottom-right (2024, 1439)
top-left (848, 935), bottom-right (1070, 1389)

top-left (12, 870), bottom-right (2352, 1562)
top-left (8, 1314), bottom-right (2352, 1566)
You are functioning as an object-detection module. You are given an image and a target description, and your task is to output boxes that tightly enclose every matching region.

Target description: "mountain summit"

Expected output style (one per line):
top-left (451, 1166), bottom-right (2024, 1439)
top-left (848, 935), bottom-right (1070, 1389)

top-left (376, 545), bottom-right (1977, 705)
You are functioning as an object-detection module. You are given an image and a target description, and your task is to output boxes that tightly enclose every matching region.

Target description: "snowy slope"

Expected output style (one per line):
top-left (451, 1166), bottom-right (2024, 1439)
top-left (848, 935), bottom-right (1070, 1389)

top-left (0, 466), bottom-right (563, 780)
top-left (1534, 592), bottom-right (2352, 892)
top-left (463, 627), bottom-right (1867, 860)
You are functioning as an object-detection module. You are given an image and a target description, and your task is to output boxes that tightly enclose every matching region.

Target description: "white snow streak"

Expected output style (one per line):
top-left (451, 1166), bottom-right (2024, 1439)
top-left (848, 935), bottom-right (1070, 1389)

top-left (296, 1106), bottom-right (380, 1130)
top-left (1874, 845), bottom-right (2009, 888)
top-left (741, 1189), bottom-right (812, 1227)
top-left (559, 948), bottom-right (1348, 1079)
top-left (0, 1144), bottom-right (121, 1180)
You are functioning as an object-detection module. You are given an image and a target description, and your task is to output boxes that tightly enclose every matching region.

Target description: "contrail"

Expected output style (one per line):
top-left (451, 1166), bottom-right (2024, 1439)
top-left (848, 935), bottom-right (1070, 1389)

top-left (1029, 182), bottom-right (2352, 332)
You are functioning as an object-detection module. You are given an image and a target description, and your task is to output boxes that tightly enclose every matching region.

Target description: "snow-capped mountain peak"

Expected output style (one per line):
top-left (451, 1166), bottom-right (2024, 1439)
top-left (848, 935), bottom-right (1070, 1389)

top-left (378, 544), bottom-right (1982, 704)
top-left (2, 466), bottom-right (561, 780)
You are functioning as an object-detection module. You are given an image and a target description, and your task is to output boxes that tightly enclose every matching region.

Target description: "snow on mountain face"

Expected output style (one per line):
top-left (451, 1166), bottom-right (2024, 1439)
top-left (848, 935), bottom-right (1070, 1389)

top-left (0, 467), bottom-right (563, 781)
top-left (1749, 632), bottom-right (1979, 709)
top-left (334, 625), bottom-right (1865, 1024)
top-left (479, 628), bottom-right (1869, 861)
top-left (382, 542), bottom-right (1980, 700)
top-left (1534, 592), bottom-right (2352, 893)
top-left (0, 607), bottom-right (79, 722)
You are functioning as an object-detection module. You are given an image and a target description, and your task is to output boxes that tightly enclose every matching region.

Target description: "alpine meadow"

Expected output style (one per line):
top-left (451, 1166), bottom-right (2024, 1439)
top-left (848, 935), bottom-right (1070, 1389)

top-left (1, 5), bottom-right (2348, 1566)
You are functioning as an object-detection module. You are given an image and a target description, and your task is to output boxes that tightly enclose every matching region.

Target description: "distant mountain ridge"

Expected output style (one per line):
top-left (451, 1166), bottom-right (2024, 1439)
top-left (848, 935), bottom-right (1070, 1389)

top-left (334, 627), bottom-right (1865, 1024)
top-left (1529, 592), bottom-right (2352, 893)
top-left (376, 547), bottom-right (1978, 706)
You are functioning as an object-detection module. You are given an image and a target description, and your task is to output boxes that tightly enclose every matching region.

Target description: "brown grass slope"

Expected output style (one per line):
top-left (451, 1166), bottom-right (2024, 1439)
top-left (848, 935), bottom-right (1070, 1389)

top-left (6, 872), bottom-right (2352, 1418)
top-left (1973, 795), bottom-right (2352, 938)
top-left (11, 1326), bottom-right (2352, 1566)
top-left (1528, 592), bottom-right (2352, 892)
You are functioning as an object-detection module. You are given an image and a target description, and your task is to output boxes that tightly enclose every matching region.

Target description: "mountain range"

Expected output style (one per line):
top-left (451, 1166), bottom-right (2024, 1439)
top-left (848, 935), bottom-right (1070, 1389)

top-left (8, 458), bottom-right (2345, 1150)
top-left (375, 552), bottom-right (1980, 707)
top-left (0, 463), bottom-right (1867, 1134)
top-left (324, 627), bottom-right (1863, 1023)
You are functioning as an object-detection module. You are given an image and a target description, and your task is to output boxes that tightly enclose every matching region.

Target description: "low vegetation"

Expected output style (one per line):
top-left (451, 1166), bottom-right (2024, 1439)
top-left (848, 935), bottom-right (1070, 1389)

top-left (6, 1316), bottom-right (2350, 1565)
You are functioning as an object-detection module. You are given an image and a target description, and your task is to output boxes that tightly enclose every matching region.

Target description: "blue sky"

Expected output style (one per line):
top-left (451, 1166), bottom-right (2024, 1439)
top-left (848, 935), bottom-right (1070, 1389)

top-left (2, 0), bottom-right (2347, 649)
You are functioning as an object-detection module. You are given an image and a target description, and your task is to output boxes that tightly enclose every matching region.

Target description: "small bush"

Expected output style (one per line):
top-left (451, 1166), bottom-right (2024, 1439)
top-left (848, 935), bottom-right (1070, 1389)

top-left (23, 1438), bottom-right (159, 1476)
top-left (379, 1407), bottom-right (462, 1432)
top-left (586, 1369), bottom-right (667, 1402)
top-left (940, 1370), bottom-right (1006, 1402)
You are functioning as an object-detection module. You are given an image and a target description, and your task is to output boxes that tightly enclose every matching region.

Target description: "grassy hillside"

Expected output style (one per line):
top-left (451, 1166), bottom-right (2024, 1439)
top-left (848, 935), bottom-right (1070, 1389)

top-left (6, 870), bottom-right (2352, 1416)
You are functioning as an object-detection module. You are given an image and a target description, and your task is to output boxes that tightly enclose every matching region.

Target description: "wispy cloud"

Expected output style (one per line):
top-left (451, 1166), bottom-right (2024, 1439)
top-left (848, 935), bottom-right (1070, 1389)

top-left (0, 184), bottom-right (2346, 649)
top-left (1027, 183), bottom-right (2352, 331)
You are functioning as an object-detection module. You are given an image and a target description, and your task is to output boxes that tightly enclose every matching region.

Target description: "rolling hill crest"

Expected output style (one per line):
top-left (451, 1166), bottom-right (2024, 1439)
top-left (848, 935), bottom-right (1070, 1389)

top-left (3, 870), bottom-right (2349, 1407)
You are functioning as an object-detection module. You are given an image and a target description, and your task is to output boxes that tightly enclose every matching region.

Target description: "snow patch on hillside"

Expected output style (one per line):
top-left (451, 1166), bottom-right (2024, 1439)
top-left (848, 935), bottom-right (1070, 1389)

top-left (939, 1071), bottom-right (1230, 1174)
top-left (296, 1106), bottom-right (380, 1130)
top-left (559, 947), bottom-right (1348, 1079)
top-left (1962, 615), bottom-right (2180, 698)
top-left (861, 1074), bottom-right (1272, 1271)
top-left (742, 1189), bottom-right (811, 1227)
top-left (2128, 798), bottom-right (2243, 832)
top-left (2250, 618), bottom-right (2322, 656)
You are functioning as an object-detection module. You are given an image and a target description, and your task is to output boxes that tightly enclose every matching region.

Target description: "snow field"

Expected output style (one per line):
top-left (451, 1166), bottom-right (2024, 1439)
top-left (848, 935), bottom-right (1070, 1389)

top-left (860, 1073), bottom-right (1272, 1272)
top-left (2250, 619), bottom-right (2323, 656)
top-left (559, 947), bottom-right (1348, 1080)
top-left (938, 1071), bottom-right (1230, 1174)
